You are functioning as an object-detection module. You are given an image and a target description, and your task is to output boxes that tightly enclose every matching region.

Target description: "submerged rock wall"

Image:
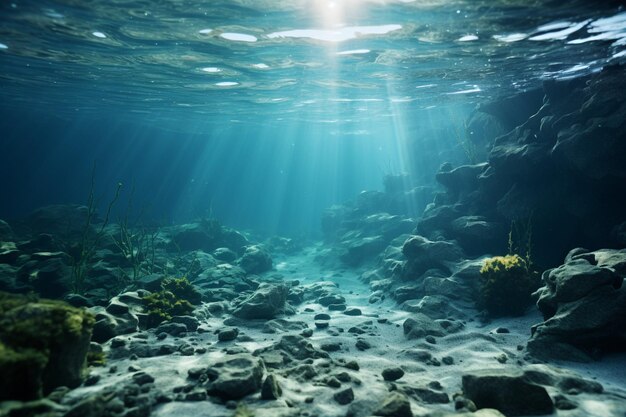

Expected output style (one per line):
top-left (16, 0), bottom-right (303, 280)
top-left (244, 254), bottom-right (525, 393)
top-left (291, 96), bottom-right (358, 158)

top-left (420, 65), bottom-right (626, 267)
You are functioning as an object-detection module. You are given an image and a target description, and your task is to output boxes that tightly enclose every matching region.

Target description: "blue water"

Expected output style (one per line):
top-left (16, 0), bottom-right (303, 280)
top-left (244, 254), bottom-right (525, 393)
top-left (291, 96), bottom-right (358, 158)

top-left (1, 0), bottom-right (625, 235)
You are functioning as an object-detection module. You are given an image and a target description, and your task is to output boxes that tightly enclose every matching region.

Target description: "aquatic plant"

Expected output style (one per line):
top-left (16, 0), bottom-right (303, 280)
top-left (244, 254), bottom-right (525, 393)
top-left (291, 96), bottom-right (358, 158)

top-left (162, 276), bottom-right (202, 304)
top-left (0, 291), bottom-right (94, 400)
top-left (451, 117), bottom-right (479, 164)
top-left (142, 277), bottom-right (201, 327)
top-left (86, 350), bottom-right (106, 367)
top-left (68, 166), bottom-right (122, 294)
top-left (478, 254), bottom-right (536, 317)
top-left (114, 217), bottom-right (160, 285)
top-left (508, 214), bottom-right (534, 267)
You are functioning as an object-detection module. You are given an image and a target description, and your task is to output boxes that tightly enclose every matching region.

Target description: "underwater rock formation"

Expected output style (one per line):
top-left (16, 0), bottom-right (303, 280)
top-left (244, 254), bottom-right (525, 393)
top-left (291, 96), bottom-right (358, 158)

top-left (320, 175), bottom-right (433, 267)
top-left (419, 66), bottom-right (626, 266)
top-left (528, 248), bottom-right (626, 361)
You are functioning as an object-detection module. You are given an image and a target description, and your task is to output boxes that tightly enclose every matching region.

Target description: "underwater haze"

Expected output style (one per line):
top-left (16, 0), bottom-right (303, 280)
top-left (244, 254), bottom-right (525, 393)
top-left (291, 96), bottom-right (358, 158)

top-left (1, 1), bottom-right (626, 417)
top-left (2, 0), bottom-right (625, 234)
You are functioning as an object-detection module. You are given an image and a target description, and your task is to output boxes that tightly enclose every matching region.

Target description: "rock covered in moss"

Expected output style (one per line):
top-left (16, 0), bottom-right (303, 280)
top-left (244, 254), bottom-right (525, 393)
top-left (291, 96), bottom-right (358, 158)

top-left (0, 292), bottom-right (94, 400)
top-left (142, 277), bottom-right (201, 328)
top-left (478, 254), bottom-right (537, 317)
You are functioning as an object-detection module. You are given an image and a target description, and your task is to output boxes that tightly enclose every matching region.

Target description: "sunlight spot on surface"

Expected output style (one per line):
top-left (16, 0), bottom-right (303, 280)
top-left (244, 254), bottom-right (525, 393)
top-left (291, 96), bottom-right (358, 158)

top-left (0, 43), bottom-right (7, 49)
top-left (267, 25), bottom-right (401, 42)
top-left (220, 32), bottom-right (257, 42)
top-left (201, 67), bottom-right (221, 73)
top-left (447, 85), bottom-right (481, 94)
top-left (493, 33), bottom-right (527, 42)
top-left (252, 63), bottom-right (270, 69)
top-left (92, 31), bottom-right (107, 38)
top-left (337, 49), bottom-right (371, 55)
top-left (458, 35), bottom-right (478, 42)
top-left (215, 81), bottom-right (239, 86)
top-left (416, 84), bottom-right (437, 89)
top-left (198, 28), bottom-right (213, 34)
top-left (529, 20), bottom-right (591, 41)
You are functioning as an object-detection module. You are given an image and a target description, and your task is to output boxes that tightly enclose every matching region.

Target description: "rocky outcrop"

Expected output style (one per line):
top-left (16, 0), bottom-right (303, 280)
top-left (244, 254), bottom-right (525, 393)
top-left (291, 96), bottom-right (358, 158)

top-left (417, 66), bottom-right (626, 266)
top-left (528, 248), bottom-right (626, 361)
top-left (461, 369), bottom-right (554, 416)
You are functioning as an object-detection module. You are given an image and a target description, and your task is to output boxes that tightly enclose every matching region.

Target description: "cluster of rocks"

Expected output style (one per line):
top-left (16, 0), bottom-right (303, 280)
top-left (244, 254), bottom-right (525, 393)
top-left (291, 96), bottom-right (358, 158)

top-left (0, 205), bottom-right (275, 307)
top-left (319, 174), bottom-right (434, 267)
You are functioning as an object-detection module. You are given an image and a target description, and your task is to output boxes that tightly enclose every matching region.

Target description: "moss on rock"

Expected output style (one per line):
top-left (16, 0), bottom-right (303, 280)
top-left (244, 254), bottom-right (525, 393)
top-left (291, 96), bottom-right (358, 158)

top-left (0, 291), bottom-right (95, 400)
top-left (479, 255), bottom-right (537, 317)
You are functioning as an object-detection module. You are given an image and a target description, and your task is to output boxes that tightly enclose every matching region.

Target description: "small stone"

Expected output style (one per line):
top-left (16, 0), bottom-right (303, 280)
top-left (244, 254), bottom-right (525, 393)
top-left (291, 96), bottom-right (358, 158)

top-left (261, 374), bottom-right (282, 400)
top-left (335, 372), bottom-right (351, 382)
top-left (377, 318), bottom-right (388, 323)
top-left (315, 321), bottom-right (329, 329)
top-left (328, 304), bottom-right (347, 311)
top-left (495, 327), bottom-right (510, 334)
top-left (179, 344), bottom-right (195, 355)
top-left (442, 356), bottom-right (454, 365)
top-left (428, 381), bottom-right (443, 390)
top-left (355, 339), bottom-right (371, 351)
top-left (111, 338), bottom-right (126, 348)
top-left (305, 396), bottom-right (314, 403)
top-left (321, 342), bottom-right (342, 352)
top-left (425, 335), bottom-right (437, 344)
top-left (132, 372), bottom-right (155, 385)
top-left (334, 387), bottom-right (354, 405)
top-left (218, 327), bottom-right (239, 342)
top-left (345, 360), bottom-right (360, 371)
top-left (83, 374), bottom-right (100, 386)
top-left (374, 392), bottom-right (412, 417)
top-left (314, 313), bottom-right (331, 320)
top-left (128, 365), bottom-right (142, 372)
top-left (343, 308), bottom-right (362, 316)
top-left (554, 395), bottom-right (577, 410)
top-left (301, 328), bottom-right (314, 337)
top-left (382, 367), bottom-right (404, 381)
top-left (326, 377), bottom-right (342, 388)
top-left (185, 390), bottom-right (207, 401)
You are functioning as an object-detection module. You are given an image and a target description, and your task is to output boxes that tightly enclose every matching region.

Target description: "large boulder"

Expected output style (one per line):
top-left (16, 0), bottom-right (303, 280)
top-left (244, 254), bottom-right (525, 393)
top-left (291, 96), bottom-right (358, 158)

top-left (401, 235), bottom-right (463, 279)
top-left (0, 292), bottom-right (94, 400)
top-left (26, 205), bottom-right (91, 238)
top-left (239, 245), bottom-right (272, 274)
top-left (462, 369), bottom-right (554, 416)
top-left (528, 248), bottom-right (626, 361)
top-left (232, 283), bottom-right (288, 320)
top-left (15, 252), bottom-right (73, 298)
